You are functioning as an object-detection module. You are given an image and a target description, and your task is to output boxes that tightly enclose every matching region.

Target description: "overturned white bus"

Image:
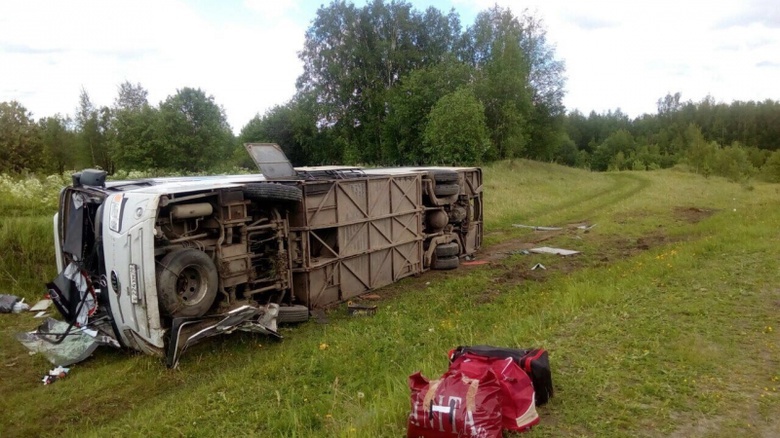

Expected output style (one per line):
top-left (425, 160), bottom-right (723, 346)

top-left (49, 144), bottom-right (482, 367)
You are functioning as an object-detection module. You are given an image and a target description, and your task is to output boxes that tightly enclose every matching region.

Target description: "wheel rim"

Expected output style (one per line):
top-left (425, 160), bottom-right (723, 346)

top-left (176, 265), bottom-right (208, 305)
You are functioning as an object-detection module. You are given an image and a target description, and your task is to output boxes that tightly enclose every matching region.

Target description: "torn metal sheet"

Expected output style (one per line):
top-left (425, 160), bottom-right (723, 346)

top-left (530, 247), bottom-right (580, 256)
top-left (576, 223), bottom-right (597, 230)
top-left (167, 304), bottom-right (281, 368)
top-left (531, 263), bottom-right (546, 270)
top-left (512, 224), bottom-right (562, 231)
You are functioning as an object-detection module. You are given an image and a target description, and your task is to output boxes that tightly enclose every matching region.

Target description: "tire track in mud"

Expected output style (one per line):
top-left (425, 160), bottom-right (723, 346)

top-left (371, 173), bottom-right (654, 296)
top-left (526, 172), bottom-right (651, 226)
top-left (481, 172), bottom-right (652, 262)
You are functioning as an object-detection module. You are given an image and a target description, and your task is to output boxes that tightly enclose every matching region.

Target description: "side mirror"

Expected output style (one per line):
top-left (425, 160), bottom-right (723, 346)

top-left (72, 169), bottom-right (107, 188)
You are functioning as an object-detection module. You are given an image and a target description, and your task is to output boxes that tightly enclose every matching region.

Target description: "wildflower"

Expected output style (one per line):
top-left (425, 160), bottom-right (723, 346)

top-left (319, 343), bottom-right (329, 350)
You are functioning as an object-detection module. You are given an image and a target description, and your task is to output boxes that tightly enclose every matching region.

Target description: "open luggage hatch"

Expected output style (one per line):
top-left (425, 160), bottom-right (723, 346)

top-left (244, 143), bottom-right (297, 180)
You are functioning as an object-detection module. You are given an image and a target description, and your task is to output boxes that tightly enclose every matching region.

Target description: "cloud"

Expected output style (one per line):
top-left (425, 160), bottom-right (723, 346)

top-left (244, 0), bottom-right (298, 19)
top-left (0, 44), bottom-right (64, 55)
top-left (0, 0), bottom-right (306, 131)
top-left (562, 14), bottom-right (618, 30)
top-left (716, 0), bottom-right (780, 29)
top-left (2, 0), bottom-right (779, 129)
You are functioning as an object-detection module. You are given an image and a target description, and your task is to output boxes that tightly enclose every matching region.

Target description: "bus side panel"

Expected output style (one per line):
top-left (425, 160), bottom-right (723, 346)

top-left (291, 174), bottom-right (423, 307)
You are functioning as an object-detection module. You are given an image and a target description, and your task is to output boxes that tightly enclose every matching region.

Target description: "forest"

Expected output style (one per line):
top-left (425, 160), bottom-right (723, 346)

top-left (1, 0), bottom-right (779, 183)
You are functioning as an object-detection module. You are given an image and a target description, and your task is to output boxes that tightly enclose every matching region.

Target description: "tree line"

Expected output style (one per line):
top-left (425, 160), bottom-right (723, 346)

top-left (0, 1), bottom-right (565, 174)
top-left (1, 0), bottom-right (779, 184)
top-left (0, 84), bottom-right (233, 175)
top-left (562, 93), bottom-right (780, 181)
top-left (239, 1), bottom-right (566, 167)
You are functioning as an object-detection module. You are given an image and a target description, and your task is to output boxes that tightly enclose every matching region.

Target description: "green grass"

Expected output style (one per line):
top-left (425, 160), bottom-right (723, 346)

top-left (1, 161), bottom-right (779, 437)
top-left (0, 216), bottom-right (58, 300)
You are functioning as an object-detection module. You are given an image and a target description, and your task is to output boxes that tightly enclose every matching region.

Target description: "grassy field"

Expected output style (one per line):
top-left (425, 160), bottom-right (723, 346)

top-left (1, 161), bottom-right (778, 437)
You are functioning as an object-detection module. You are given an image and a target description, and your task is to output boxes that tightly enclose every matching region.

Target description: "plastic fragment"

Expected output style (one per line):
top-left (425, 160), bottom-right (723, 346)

top-left (42, 366), bottom-right (70, 385)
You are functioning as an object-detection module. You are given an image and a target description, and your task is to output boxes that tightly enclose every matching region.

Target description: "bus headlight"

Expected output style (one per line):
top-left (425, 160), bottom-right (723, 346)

top-left (108, 194), bottom-right (124, 232)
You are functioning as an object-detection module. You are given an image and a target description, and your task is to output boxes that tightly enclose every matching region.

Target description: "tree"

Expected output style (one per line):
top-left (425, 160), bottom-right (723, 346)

top-left (238, 101), bottom-right (312, 167)
top-left (383, 56), bottom-right (473, 164)
top-left (297, 0), bottom-right (457, 163)
top-left (156, 88), bottom-right (233, 171)
top-left (684, 124), bottom-right (716, 175)
top-left (115, 81), bottom-right (149, 111)
top-left (0, 101), bottom-right (42, 172)
top-left (592, 129), bottom-right (636, 171)
top-left (423, 87), bottom-right (490, 165)
top-left (657, 92), bottom-right (682, 117)
top-left (474, 25), bottom-right (531, 159)
top-left (712, 143), bottom-right (756, 182)
top-left (111, 82), bottom-right (160, 170)
top-left (38, 115), bottom-right (76, 173)
top-left (464, 6), bottom-right (565, 160)
top-left (75, 88), bottom-right (113, 171)
top-left (519, 13), bottom-right (566, 116)
top-left (761, 150), bottom-right (780, 182)
top-left (553, 133), bottom-right (578, 166)
top-left (111, 105), bottom-right (160, 170)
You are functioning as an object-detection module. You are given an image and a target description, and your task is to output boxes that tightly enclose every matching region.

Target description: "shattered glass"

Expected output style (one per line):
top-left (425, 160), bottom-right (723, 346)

top-left (16, 318), bottom-right (119, 366)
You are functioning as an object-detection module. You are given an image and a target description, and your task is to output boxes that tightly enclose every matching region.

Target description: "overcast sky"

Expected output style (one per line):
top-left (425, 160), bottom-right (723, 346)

top-left (1, 0), bottom-right (778, 131)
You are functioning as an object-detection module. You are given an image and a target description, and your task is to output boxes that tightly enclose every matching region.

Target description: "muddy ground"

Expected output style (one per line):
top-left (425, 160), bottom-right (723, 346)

top-left (347, 205), bottom-right (717, 308)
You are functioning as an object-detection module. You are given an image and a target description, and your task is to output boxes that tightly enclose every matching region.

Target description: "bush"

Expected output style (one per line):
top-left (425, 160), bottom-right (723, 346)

top-left (712, 144), bottom-right (757, 182)
top-left (423, 87), bottom-right (491, 165)
top-left (0, 173), bottom-right (69, 215)
top-left (760, 150), bottom-right (780, 183)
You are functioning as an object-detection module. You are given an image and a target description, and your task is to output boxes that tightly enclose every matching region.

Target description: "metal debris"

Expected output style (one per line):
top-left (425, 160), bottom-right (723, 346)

top-left (347, 302), bottom-right (377, 317)
top-left (530, 247), bottom-right (580, 256)
top-left (531, 263), bottom-right (546, 270)
top-left (29, 299), bottom-right (52, 312)
top-left (512, 224), bottom-right (562, 231)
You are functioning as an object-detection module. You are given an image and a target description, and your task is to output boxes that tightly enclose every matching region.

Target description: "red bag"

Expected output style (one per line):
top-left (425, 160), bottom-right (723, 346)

top-left (449, 345), bottom-right (554, 406)
top-left (407, 366), bottom-right (503, 438)
top-left (450, 353), bottom-right (539, 432)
